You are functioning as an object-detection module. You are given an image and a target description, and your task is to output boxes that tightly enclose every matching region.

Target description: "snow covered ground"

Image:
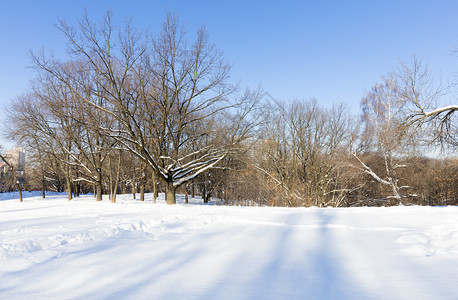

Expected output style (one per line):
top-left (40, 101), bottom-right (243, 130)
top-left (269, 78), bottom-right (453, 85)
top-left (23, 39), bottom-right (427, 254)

top-left (1, 192), bottom-right (458, 300)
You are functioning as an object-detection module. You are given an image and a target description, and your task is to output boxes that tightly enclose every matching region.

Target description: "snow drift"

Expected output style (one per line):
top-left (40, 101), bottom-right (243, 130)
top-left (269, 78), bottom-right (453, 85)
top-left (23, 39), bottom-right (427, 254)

top-left (1, 192), bottom-right (457, 299)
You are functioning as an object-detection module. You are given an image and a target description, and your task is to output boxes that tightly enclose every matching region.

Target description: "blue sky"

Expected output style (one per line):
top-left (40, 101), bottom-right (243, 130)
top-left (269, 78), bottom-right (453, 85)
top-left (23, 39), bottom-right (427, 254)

top-left (1, 0), bottom-right (457, 146)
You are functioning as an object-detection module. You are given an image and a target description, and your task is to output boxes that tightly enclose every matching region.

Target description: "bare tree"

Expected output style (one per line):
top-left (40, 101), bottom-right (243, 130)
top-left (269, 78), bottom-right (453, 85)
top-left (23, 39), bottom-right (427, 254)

top-left (0, 147), bottom-right (24, 202)
top-left (254, 99), bottom-right (357, 207)
top-left (356, 75), bottom-right (418, 204)
top-left (6, 92), bottom-right (75, 199)
top-left (6, 95), bottom-right (48, 198)
top-left (30, 11), bottom-right (259, 204)
top-left (399, 58), bottom-right (457, 146)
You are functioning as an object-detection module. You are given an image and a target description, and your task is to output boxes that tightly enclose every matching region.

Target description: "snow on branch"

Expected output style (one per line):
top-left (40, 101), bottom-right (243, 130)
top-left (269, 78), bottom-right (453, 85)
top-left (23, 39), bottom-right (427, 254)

top-left (173, 153), bottom-right (227, 186)
top-left (421, 105), bottom-right (458, 119)
top-left (407, 105), bottom-right (458, 124)
top-left (351, 153), bottom-right (390, 186)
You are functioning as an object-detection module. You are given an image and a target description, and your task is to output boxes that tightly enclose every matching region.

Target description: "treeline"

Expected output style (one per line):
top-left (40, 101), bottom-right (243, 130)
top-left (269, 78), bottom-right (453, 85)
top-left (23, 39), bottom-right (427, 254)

top-left (4, 12), bottom-right (457, 206)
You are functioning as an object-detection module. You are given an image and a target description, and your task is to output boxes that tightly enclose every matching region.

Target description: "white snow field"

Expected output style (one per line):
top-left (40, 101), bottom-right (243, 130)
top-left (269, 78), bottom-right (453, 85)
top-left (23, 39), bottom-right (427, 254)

top-left (1, 192), bottom-right (458, 300)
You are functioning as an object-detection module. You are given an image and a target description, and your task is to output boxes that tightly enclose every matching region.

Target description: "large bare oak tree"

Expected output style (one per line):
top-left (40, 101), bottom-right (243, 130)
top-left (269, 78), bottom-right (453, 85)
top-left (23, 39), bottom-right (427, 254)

top-left (31, 11), bottom-right (259, 204)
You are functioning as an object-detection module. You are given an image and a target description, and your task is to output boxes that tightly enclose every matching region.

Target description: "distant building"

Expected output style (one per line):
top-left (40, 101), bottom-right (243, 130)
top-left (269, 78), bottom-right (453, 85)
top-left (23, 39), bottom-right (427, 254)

top-left (1, 147), bottom-right (26, 183)
top-left (5, 147), bottom-right (26, 171)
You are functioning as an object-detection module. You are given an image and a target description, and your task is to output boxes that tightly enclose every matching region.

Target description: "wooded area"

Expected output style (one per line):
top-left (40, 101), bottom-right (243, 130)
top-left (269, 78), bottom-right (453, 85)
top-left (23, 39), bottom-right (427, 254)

top-left (2, 12), bottom-right (457, 206)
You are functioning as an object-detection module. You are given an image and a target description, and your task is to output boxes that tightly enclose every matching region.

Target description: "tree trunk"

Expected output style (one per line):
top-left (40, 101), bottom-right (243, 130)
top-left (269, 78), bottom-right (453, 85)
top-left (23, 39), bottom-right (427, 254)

top-left (202, 182), bottom-right (206, 202)
top-left (132, 182), bottom-right (136, 199)
top-left (36, 139), bottom-right (46, 199)
top-left (152, 171), bottom-right (158, 203)
top-left (185, 184), bottom-right (189, 204)
top-left (140, 179), bottom-right (145, 201)
top-left (74, 167), bottom-right (80, 198)
top-left (96, 181), bottom-right (102, 201)
top-left (96, 168), bottom-right (103, 201)
top-left (41, 178), bottom-right (46, 199)
top-left (66, 176), bottom-right (72, 201)
top-left (166, 181), bottom-right (176, 204)
top-left (139, 163), bottom-right (146, 201)
top-left (203, 181), bottom-right (210, 204)
top-left (109, 154), bottom-right (114, 202)
top-left (17, 182), bottom-right (23, 202)
top-left (111, 156), bottom-right (121, 202)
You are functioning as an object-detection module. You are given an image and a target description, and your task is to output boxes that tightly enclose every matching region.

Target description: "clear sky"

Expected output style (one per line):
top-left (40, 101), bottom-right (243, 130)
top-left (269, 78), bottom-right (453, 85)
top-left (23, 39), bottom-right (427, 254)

top-left (1, 0), bottom-right (457, 146)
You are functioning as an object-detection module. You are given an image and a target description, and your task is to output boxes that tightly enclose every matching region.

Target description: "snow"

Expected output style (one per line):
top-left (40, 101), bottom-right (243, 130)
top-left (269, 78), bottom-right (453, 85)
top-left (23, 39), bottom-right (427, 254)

top-left (1, 192), bottom-right (458, 299)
